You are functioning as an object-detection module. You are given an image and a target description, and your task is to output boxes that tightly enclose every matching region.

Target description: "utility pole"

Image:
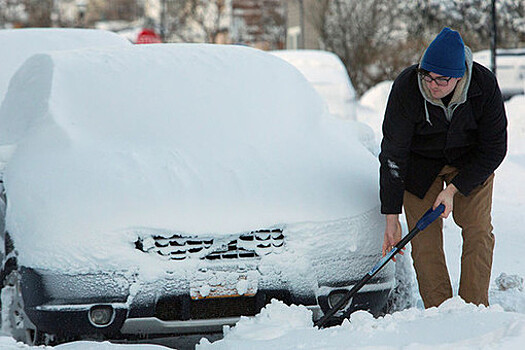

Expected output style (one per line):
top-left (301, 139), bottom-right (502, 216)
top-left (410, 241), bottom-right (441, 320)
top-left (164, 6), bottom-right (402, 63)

top-left (298, 0), bottom-right (305, 49)
top-left (160, 0), bottom-right (167, 42)
top-left (490, 0), bottom-right (497, 75)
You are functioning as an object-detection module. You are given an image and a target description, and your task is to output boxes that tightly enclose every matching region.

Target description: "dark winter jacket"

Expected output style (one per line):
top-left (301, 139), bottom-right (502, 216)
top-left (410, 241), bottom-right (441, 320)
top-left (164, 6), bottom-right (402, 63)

top-left (379, 49), bottom-right (507, 214)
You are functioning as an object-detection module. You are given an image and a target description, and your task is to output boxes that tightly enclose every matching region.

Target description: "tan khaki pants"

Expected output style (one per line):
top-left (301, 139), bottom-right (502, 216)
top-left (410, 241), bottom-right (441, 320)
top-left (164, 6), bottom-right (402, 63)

top-left (403, 165), bottom-right (495, 308)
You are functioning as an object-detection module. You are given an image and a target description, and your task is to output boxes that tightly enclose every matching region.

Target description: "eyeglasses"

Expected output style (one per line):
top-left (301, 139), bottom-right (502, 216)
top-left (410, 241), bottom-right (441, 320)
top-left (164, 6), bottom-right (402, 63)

top-left (418, 72), bottom-right (453, 87)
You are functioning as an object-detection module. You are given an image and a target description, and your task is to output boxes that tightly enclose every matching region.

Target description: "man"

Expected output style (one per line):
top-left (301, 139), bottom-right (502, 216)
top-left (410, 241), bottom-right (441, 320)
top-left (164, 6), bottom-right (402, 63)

top-left (379, 27), bottom-right (507, 308)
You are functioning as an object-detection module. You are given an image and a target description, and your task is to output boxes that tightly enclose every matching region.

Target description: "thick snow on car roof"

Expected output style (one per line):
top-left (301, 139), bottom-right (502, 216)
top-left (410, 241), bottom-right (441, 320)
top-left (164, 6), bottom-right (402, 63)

top-left (0, 44), bottom-right (379, 270)
top-left (0, 28), bottom-right (131, 101)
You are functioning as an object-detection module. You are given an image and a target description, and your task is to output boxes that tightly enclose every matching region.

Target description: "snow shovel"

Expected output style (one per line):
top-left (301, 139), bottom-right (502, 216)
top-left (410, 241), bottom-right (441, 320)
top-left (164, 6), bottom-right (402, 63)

top-left (314, 204), bottom-right (445, 328)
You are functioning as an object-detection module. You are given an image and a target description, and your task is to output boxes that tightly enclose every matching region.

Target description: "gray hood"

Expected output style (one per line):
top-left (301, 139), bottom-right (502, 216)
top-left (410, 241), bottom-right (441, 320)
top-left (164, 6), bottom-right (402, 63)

top-left (418, 46), bottom-right (474, 124)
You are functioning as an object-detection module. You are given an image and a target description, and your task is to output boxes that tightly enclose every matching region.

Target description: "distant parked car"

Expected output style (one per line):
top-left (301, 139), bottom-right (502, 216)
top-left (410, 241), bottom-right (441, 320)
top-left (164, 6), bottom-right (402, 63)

top-left (0, 44), bottom-right (393, 345)
top-left (473, 48), bottom-right (525, 100)
top-left (271, 50), bottom-right (357, 120)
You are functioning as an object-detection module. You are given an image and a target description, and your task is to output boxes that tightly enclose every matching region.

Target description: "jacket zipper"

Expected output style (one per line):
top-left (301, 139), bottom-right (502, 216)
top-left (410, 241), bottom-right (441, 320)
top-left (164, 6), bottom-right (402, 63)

top-left (442, 103), bottom-right (461, 123)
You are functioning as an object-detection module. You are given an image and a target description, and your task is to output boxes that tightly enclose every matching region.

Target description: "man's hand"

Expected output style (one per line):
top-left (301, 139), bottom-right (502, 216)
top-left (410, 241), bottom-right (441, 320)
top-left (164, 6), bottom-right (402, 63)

top-left (433, 184), bottom-right (458, 218)
top-left (382, 214), bottom-right (404, 262)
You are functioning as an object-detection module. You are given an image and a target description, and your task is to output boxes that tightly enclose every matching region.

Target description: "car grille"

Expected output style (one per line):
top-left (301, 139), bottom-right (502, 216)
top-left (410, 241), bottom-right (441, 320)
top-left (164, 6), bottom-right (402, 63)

top-left (135, 228), bottom-right (284, 261)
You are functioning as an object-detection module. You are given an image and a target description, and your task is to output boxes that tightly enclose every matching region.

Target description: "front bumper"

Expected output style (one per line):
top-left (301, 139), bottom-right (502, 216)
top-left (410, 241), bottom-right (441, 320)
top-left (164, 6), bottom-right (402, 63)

top-left (20, 266), bottom-right (392, 337)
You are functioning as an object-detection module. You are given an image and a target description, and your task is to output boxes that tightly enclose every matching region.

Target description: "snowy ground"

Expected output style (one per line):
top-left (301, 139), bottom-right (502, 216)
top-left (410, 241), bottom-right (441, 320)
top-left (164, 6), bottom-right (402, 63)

top-left (2, 92), bottom-right (525, 349)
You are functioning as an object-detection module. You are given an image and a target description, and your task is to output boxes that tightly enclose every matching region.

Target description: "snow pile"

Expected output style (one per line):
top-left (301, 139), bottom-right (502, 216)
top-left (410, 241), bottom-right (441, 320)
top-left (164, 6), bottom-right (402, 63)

top-left (54, 342), bottom-right (169, 349)
top-left (223, 299), bottom-right (312, 341)
top-left (197, 299), bottom-right (314, 349)
top-left (0, 336), bottom-right (171, 349)
top-left (505, 95), bottom-right (525, 154)
top-left (356, 80), bottom-right (393, 151)
top-left (358, 80), bottom-right (393, 115)
top-left (197, 298), bottom-right (525, 350)
top-left (0, 337), bottom-right (27, 350)
top-left (0, 28), bottom-right (131, 101)
top-left (0, 43), bottom-right (379, 271)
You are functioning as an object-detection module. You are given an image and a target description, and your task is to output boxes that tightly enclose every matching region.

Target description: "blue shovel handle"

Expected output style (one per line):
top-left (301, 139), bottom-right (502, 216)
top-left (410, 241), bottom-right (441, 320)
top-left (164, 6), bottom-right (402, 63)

top-left (416, 204), bottom-right (445, 231)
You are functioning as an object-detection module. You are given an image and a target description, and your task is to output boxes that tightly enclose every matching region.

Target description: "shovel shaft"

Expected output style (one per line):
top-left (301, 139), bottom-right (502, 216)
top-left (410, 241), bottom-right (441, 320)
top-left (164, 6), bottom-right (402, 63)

top-left (314, 204), bottom-right (444, 328)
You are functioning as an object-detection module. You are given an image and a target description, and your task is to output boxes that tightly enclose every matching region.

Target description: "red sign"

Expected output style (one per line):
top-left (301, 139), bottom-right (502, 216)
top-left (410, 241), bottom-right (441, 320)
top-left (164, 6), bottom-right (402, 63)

top-left (136, 29), bottom-right (162, 44)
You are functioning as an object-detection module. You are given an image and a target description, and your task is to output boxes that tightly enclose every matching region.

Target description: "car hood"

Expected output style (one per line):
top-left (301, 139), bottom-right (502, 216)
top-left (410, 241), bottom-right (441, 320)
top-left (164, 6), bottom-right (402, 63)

top-left (0, 44), bottom-right (380, 270)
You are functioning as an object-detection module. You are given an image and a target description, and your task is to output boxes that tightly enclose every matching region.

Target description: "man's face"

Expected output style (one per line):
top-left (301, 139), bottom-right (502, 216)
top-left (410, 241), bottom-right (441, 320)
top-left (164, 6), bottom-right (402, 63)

top-left (422, 72), bottom-right (461, 99)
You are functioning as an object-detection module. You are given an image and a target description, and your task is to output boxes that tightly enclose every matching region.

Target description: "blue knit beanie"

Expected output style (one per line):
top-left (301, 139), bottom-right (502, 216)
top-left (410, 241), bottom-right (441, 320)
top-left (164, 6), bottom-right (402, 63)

top-left (420, 27), bottom-right (465, 78)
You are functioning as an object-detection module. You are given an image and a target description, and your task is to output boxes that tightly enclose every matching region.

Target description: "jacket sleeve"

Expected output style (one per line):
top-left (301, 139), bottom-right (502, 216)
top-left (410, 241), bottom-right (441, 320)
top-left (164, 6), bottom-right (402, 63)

top-left (379, 81), bottom-right (416, 214)
top-left (450, 79), bottom-right (508, 195)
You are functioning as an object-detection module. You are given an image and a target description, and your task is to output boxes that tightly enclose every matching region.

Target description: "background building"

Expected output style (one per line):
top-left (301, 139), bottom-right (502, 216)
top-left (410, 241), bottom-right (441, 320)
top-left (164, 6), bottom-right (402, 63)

top-left (285, 0), bottom-right (328, 50)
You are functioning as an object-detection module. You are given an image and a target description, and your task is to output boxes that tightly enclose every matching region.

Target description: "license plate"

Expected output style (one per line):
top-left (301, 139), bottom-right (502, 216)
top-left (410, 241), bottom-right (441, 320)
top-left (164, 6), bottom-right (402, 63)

top-left (190, 270), bottom-right (258, 300)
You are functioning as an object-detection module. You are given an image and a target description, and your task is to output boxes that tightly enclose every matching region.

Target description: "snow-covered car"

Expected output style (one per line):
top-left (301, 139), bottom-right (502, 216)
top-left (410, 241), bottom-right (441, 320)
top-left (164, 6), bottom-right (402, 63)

top-left (270, 50), bottom-right (357, 120)
top-left (473, 48), bottom-right (525, 100)
top-left (0, 43), bottom-right (393, 345)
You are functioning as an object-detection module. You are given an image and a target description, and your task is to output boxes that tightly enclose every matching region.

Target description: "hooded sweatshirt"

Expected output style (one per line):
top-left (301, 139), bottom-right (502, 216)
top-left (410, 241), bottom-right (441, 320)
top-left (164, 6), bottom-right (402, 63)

top-left (419, 47), bottom-right (474, 124)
